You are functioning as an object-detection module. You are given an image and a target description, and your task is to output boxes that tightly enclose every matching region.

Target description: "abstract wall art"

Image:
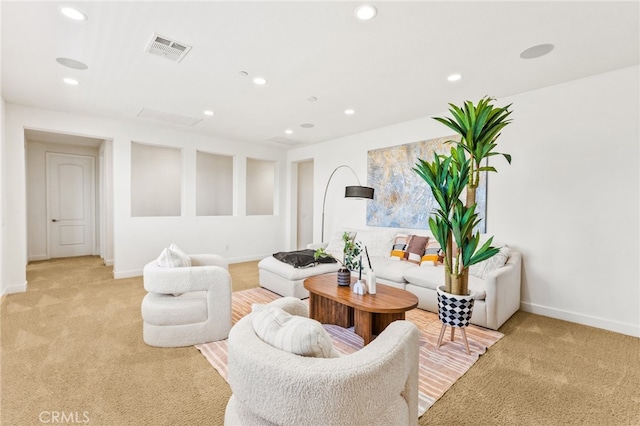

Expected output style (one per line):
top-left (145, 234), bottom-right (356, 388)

top-left (366, 136), bottom-right (487, 232)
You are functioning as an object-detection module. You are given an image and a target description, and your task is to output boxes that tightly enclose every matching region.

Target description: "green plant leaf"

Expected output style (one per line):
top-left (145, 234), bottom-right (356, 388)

top-left (467, 237), bottom-right (500, 266)
top-left (477, 166), bottom-right (497, 173)
top-left (433, 117), bottom-right (464, 136)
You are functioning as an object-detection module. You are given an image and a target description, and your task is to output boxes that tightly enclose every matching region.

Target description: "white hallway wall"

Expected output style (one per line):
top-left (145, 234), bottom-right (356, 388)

top-left (288, 66), bottom-right (640, 337)
top-left (3, 104), bottom-right (288, 291)
top-left (1, 98), bottom-right (6, 295)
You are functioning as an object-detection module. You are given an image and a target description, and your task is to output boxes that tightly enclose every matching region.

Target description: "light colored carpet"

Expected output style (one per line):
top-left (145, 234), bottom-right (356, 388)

top-left (197, 287), bottom-right (503, 417)
top-left (2, 256), bottom-right (639, 425)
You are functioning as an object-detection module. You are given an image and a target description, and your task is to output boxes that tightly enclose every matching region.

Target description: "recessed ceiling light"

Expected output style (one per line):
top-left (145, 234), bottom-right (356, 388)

top-left (285, 129), bottom-right (293, 135)
top-left (204, 110), bottom-right (214, 116)
top-left (56, 57), bottom-right (88, 70)
top-left (447, 73), bottom-right (462, 82)
top-left (238, 71), bottom-right (248, 77)
top-left (345, 109), bottom-right (355, 115)
top-left (63, 78), bottom-right (79, 86)
top-left (355, 5), bottom-right (377, 20)
top-left (300, 123), bottom-right (315, 128)
top-left (520, 43), bottom-right (554, 59)
top-left (253, 77), bottom-right (267, 85)
top-left (60, 6), bottom-right (87, 21)
top-left (307, 96), bottom-right (318, 102)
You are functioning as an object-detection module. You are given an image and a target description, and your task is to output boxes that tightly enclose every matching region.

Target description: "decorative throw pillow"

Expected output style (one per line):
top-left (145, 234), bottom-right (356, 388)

top-left (169, 243), bottom-right (191, 267)
top-left (354, 229), bottom-right (397, 259)
top-left (251, 304), bottom-right (339, 358)
top-left (421, 239), bottom-right (443, 264)
top-left (469, 245), bottom-right (511, 279)
top-left (156, 247), bottom-right (190, 268)
top-left (404, 235), bottom-right (429, 264)
top-left (324, 231), bottom-right (357, 260)
top-left (390, 234), bottom-right (409, 259)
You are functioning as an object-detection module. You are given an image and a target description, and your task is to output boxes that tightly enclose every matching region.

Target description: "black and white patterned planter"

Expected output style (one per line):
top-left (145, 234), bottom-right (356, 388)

top-left (437, 285), bottom-right (475, 328)
top-left (436, 285), bottom-right (475, 354)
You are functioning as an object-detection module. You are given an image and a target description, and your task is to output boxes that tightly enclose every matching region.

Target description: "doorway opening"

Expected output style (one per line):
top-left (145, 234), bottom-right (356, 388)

top-left (294, 159), bottom-right (314, 250)
top-left (25, 129), bottom-right (113, 265)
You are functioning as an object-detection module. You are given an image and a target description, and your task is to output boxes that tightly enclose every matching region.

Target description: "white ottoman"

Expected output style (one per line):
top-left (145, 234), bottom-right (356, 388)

top-left (258, 256), bottom-right (341, 298)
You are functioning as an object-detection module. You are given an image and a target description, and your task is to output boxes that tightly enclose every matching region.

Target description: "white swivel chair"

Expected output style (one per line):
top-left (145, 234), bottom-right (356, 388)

top-left (141, 254), bottom-right (232, 347)
top-left (224, 297), bottom-right (420, 426)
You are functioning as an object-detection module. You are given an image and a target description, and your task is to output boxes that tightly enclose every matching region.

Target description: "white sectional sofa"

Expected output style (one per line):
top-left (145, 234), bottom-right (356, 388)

top-left (258, 228), bottom-right (522, 330)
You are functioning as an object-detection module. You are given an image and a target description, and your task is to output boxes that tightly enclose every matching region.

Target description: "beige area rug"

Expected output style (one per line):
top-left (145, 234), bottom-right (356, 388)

top-left (197, 287), bottom-right (503, 417)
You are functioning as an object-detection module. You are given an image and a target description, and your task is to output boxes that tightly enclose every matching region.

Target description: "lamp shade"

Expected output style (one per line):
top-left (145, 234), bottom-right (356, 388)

top-left (345, 186), bottom-right (374, 199)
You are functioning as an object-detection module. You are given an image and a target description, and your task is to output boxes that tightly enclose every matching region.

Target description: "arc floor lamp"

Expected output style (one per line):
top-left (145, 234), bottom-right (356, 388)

top-left (321, 165), bottom-right (375, 242)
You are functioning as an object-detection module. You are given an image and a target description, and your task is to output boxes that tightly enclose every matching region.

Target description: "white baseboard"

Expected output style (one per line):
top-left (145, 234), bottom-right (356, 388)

top-left (520, 301), bottom-right (639, 338)
top-left (2, 281), bottom-right (28, 296)
top-left (113, 269), bottom-right (143, 279)
top-left (103, 258), bottom-right (113, 266)
top-left (28, 255), bottom-right (48, 262)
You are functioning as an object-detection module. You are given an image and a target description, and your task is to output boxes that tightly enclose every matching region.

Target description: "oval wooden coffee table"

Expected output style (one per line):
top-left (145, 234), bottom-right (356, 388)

top-left (304, 273), bottom-right (418, 345)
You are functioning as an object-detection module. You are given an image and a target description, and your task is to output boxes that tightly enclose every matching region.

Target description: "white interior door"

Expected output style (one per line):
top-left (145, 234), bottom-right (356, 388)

top-left (47, 153), bottom-right (95, 258)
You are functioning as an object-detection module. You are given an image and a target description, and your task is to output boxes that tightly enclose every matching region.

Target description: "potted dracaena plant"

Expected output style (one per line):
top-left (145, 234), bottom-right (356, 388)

top-left (414, 97), bottom-right (512, 330)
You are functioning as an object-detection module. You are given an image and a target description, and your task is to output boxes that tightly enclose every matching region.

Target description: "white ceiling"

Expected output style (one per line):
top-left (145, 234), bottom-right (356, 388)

top-left (2, 1), bottom-right (638, 148)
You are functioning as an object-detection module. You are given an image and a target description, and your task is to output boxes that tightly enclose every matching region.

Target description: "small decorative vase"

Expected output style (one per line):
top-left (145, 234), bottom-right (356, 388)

top-left (437, 285), bottom-right (475, 328)
top-left (367, 269), bottom-right (376, 294)
top-left (337, 268), bottom-right (351, 286)
top-left (352, 280), bottom-right (367, 295)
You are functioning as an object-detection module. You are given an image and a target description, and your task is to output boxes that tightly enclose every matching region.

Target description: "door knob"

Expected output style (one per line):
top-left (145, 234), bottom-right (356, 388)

top-left (52, 219), bottom-right (58, 222)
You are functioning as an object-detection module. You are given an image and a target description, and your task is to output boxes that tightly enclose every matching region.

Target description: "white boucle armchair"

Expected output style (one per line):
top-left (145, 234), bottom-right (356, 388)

top-left (141, 254), bottom-right (232, 347)
top-left (224, 297), bottom-right (420, 426)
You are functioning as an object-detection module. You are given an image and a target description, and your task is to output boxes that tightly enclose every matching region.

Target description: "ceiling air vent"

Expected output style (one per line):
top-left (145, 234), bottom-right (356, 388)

top-left (145, 34), bottom-right (192, 62)
top-left (137, 107), bottom-right (202, 127)
top-left (264, 136), bottom-right (305, 148)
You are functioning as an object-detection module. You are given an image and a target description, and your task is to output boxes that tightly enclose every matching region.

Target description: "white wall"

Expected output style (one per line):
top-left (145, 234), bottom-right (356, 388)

top-left (246, 158), bottom-right (276, 216)
top-left (196, 151), bottom-right (233, 216)
top-left (99, 140), bottom-right (114, 265)
top-left (3, 104), bottom-right (288, 287)
top-left (130, 142), bottom-right (182, 217)
top-left (495, 66), bottom-right (639, 337)
top-left (288, 66), bottom-right (640, 337)
top-left (26, 141), bottom-right (99, 261)
top-left (0, 97), bottom-right (6, 295)
top-left (3, 103), bottom-right (27, 294)
top-left (296, 160), bottom-right (314, 249)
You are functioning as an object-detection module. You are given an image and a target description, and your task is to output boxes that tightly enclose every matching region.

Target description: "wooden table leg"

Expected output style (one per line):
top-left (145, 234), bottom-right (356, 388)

top-left (354, 309), bottom-right (373, 345)
top-left (354, 311), bottom-right (406, 345)
top-left (308, 293), bottom-right (317, 320)
top-left (308, 293), bottom-right (353, 328)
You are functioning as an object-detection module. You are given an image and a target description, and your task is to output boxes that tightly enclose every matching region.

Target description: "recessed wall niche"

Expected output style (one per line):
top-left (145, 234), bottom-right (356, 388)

top-left (131, 142), bottom-right (182, 217)
top-left (196, 151), bottom-right (233, 216)
top-left (246, 158), bottom-right (275, 215)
